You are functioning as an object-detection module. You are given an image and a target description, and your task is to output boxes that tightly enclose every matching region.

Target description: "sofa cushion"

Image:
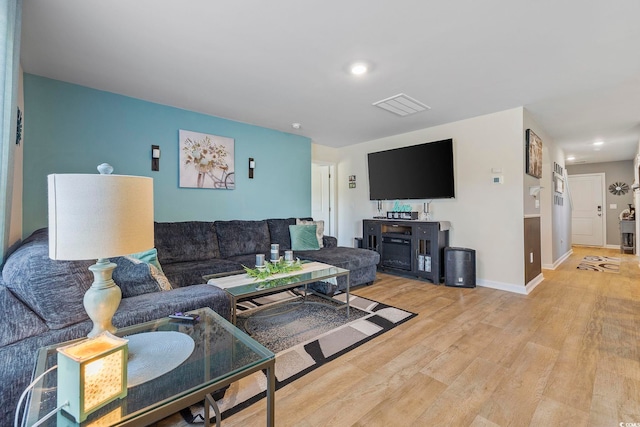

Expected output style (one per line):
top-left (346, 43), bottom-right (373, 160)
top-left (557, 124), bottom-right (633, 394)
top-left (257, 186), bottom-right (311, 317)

top-left (215, 220), bottom-right (271, 258)
top-left (266, 218), bottom-right (297, 250)
top-left (2, 229), bottom-right (92, 329)
top-left (289, 225), bottom-right (320, 251)
top-left (112, 256), bottom-right (172, 298)
top-left (0, 285), bottom-right (49, 347)
top-left (155, 222), bottom-right (219, 264)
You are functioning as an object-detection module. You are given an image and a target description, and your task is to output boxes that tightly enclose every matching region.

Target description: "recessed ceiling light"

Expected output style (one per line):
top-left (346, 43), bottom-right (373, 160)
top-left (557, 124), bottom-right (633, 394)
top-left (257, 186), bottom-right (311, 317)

top-left (567, 156), bottom-right (576, 161)
top-left (593, 141), bottom-right (604, 146)
top-left (350, 63), bottom-right (368, 75)
top-left (291, 123), bottom-right (302, 130)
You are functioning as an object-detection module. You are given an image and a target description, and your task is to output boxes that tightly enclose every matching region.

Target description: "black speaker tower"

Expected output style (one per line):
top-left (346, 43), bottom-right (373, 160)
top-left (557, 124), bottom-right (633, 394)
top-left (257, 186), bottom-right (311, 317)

top-left (444, 247), bottom-right (476, 288)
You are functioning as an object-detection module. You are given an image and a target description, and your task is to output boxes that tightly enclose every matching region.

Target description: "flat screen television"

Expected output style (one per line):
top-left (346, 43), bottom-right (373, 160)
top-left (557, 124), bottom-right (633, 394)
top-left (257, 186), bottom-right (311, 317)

top-left (367, 139), bottom-right (455, 200)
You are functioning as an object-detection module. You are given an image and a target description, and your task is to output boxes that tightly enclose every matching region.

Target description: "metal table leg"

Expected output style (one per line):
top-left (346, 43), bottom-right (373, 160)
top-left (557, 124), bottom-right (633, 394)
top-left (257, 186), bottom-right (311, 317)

top-left (204, 394), bottom-right (222, 427)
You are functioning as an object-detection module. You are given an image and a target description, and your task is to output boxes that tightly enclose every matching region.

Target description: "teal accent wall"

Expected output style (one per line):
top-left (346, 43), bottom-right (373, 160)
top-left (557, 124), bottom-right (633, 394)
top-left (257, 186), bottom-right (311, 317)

top-left (22, 74), bottom-right (311, 236)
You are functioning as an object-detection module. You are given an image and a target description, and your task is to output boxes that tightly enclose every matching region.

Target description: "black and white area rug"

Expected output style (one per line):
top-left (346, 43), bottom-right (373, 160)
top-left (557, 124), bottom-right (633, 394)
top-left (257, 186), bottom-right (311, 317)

top-left (577, 255), bottom-right (621, 273)
top-left (181, 291), bottom-right (417, 424)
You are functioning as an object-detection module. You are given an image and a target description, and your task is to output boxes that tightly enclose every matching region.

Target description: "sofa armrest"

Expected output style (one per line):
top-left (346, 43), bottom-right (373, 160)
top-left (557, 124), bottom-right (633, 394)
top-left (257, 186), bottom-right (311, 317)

top-left (115, 284), bottom-right (232, 326)
top-left (323, 235), bottom-right (338, 248)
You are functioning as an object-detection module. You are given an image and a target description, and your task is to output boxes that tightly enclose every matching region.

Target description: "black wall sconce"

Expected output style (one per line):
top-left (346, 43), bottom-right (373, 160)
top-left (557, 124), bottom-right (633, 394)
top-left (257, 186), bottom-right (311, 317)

top-left (249, 157), bottom-right (255, 179)
top-left (151, 145), bottom-right (161, 171)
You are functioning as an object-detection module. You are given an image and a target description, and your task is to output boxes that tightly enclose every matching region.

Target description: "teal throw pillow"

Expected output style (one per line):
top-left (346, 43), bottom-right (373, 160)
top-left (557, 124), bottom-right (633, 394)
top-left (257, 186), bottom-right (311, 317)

top-left (289, 225), bottom-right (320, 251)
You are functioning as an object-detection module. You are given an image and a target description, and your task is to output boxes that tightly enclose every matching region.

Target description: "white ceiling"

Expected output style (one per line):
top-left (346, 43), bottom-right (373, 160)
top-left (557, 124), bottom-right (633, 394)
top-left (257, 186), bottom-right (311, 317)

top-left (20, 1), bottom-right (640, 165)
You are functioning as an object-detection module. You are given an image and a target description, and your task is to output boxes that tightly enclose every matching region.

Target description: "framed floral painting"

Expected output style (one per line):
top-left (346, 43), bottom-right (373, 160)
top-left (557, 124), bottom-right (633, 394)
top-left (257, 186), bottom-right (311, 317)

top-left (179, 130), bottom-right (235, 189)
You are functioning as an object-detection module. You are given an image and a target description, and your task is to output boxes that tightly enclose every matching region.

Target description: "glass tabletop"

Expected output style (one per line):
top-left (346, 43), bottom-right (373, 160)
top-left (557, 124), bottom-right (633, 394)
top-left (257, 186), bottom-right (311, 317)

top-left (24, 307), bottom-right (274, 426)
top-left (208, 263), bottom-right (349, 299)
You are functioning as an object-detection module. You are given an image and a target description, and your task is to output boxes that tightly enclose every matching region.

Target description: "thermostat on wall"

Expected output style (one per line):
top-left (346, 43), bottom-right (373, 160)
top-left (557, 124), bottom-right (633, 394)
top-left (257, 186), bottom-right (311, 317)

top-left (492, 175), bottom-right (504, 184)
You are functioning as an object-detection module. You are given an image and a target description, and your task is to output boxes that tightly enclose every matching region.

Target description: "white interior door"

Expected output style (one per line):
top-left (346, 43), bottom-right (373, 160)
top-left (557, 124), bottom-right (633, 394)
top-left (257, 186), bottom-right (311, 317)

top-left (569, 173), bottom-right (605, 246)
top-left (311, 163), bottom-right (333, 235)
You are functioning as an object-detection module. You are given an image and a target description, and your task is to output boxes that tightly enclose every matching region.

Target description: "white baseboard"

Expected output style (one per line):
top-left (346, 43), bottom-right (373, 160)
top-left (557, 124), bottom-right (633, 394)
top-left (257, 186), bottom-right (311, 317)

top-left (477, 279), bottom-right (528, 295)
top-left (542, 248), bottom-right (573, 270)
top-left (477, 273), bottom-right (544, 295)
top-left (525, 273), bottom-right (545, 294)
top-left (605, 244), bottom-right (620, 250)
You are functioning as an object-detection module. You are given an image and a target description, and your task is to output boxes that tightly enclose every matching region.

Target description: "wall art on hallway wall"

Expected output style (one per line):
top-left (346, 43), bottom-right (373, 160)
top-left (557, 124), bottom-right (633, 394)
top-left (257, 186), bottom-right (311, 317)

top-left (525, 129), bottom-right (543, 179)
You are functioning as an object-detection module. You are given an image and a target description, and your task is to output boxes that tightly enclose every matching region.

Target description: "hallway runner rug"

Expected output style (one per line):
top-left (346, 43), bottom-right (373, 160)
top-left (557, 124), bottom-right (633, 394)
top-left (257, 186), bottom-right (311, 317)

top-left (577, 255), bottom-right (620, 273)
top-left (180, 292), bottom-right (417, 424)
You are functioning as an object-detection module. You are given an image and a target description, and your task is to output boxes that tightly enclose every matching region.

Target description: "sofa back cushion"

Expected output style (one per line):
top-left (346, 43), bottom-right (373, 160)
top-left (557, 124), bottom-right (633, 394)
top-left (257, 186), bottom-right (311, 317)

top-left (266, 218), bottom-right (297, 250)
top-left (2, 229), bottom-right (92, 329)
top-left (155, 221), bottom-right (219, 264)
top-left (0, 285), bottom-right (49, 346)
top-left (215, 220), bottom-right (271, 258)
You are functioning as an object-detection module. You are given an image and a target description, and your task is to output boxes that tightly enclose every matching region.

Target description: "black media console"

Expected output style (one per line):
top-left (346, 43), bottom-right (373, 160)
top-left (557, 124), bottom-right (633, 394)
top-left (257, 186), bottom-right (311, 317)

top-left (363, 219), bottom-right (449, 284)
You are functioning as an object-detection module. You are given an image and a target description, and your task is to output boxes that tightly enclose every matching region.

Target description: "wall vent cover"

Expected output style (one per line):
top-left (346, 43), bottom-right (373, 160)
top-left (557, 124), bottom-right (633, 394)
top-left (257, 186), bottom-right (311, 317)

top-left (372, 93), bottom-right (431, 117)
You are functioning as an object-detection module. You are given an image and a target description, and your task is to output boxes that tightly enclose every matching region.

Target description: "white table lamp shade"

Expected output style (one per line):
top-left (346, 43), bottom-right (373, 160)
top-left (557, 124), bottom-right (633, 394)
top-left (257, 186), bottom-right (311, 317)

top-left (48, 174), bottom-right (154, 260)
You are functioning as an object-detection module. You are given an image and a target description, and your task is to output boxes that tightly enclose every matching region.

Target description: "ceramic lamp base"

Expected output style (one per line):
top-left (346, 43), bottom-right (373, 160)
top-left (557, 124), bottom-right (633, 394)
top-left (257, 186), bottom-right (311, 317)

top-left (85, 259), bottom-right (121, 337)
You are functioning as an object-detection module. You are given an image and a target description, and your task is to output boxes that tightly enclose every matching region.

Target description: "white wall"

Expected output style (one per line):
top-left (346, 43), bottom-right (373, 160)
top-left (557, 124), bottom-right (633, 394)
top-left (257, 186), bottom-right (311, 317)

top-left (319, 107), bottom-right (528, 290)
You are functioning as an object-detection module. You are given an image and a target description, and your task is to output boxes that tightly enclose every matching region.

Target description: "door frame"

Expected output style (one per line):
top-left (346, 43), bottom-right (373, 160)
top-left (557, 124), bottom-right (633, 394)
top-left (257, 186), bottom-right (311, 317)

top-left (568, 172), bottom-right (607, 247)
top-left (311, 161), bottom-right (337, 237)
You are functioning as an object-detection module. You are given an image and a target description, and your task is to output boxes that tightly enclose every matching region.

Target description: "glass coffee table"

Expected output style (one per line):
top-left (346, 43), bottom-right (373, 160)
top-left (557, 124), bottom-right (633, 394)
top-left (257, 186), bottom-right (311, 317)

top-left (23, 307), bottom-right (275, 427)
top-left (205, 261), bottom-right (350, 325)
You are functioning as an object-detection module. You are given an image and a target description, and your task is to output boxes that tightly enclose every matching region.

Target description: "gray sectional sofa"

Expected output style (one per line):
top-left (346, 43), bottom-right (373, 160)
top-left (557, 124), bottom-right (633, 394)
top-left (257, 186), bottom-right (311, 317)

top-left (0, 217), bottom-right (379, 426)
top-left (156, 218), bottom-right (379, 293)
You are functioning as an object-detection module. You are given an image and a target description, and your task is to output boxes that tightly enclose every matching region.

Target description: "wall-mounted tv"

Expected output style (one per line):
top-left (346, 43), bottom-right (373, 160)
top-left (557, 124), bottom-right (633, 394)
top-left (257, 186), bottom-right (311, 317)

top-left (367, 139), bottom-right (455, 200)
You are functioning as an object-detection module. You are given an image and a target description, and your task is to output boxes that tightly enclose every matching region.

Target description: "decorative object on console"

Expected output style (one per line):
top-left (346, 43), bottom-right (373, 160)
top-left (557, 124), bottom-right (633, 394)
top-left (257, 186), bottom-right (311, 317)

top-left (609, 182), bottom-right (629, 196)
top-left (421, 201), bottom-right (432, 221)
top-left (56, 332), bottom-right (128, 422)
top-left (387, 211), bottom-right (418, 220)
top-left (525, 129), bottom-right (543, 179)
top-left (179, 129), bottom-right (235, 189)
top-left (375, 200), bottom-right (384, 218)
top-left (47, 163), bottom-right (154, 337)
top-left (151, 145), bottom-right (161, 171)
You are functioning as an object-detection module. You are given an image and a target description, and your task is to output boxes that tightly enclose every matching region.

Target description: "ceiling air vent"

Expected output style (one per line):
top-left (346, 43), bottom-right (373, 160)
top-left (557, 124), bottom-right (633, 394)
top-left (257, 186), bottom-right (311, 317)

top-left (372, 93), bottom-right (431, 117)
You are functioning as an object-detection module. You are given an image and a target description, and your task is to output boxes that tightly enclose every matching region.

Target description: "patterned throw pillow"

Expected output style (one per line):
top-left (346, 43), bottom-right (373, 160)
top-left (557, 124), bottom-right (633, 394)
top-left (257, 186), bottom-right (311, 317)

top-left (289, 225), bottom-right (321, 251)
top-left (113, 257), bottom-right (173, 298)
top-left (296, 219), bottom-right (324, 248)
top-left (128, 248), bottom-right (164, 273)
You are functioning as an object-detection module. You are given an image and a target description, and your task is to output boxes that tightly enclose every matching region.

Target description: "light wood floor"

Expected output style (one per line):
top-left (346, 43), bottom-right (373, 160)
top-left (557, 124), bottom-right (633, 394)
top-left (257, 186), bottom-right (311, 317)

top-left (158, 246), bottom-right (640, 426)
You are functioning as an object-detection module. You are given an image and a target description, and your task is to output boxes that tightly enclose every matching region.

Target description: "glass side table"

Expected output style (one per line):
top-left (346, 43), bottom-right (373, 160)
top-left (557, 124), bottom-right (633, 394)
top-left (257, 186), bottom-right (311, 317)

top-left (23, 307), bottom-right (275, 427)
